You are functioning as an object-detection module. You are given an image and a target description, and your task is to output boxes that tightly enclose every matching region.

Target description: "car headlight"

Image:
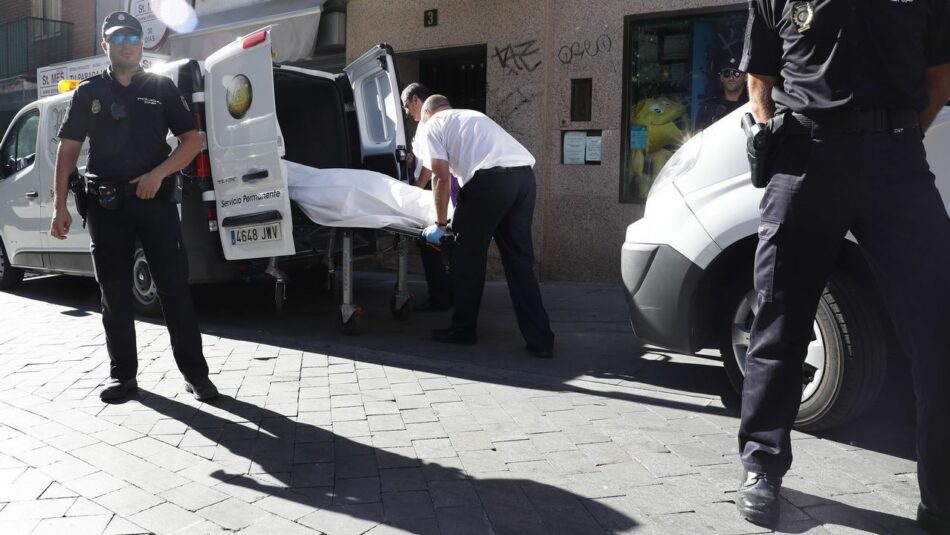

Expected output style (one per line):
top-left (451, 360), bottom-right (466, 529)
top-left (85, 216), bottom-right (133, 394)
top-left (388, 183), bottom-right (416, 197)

top-left (647, 131), bottom-right (703, 199)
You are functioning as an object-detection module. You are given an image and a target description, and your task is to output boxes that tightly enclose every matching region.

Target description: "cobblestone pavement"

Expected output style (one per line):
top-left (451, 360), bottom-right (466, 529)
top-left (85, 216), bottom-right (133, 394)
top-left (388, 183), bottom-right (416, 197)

top-left (0, 274), bottom-right (925, 534)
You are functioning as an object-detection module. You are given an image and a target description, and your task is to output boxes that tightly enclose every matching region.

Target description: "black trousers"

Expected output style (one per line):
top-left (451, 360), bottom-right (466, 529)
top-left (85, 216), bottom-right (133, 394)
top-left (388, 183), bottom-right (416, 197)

top-left (87, 196), bottom-right (209, 383)
top-left (739, 127), bottom-right (950, 515)
top-left (417, 240), bottom-right (453, 307)
top-left (449, 168), bottom-right (554, 349)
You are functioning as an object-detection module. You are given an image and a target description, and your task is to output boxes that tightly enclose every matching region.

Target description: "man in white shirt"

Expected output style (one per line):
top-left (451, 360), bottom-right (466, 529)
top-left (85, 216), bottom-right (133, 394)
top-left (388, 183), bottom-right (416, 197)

top-left (417, 95), bottom-right (554, 358)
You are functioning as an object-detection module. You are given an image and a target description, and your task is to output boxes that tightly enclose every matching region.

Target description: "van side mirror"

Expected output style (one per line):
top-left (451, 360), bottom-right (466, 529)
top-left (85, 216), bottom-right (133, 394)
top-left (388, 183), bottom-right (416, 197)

top-left (18, 153), bottom-right (35, 170)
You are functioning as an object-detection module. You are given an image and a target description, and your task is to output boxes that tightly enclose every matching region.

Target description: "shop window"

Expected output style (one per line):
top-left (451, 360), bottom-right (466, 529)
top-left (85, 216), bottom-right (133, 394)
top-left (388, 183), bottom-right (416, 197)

top-left (621, 10), bottom-right (747, 203)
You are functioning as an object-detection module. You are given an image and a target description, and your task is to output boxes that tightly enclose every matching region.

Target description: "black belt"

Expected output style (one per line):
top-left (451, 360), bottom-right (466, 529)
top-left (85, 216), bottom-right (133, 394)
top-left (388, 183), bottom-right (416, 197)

top-left (86, 180), bottom-right (138, 198)
top-left (787, 108), bottom-right (919, 134)
top-left (474, 165), bottom-right (532, 176)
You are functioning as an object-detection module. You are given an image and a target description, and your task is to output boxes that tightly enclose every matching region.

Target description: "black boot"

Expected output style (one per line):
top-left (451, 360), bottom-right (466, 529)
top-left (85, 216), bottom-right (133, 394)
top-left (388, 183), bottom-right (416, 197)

top-left (185, 379), bottom-right (219, 401)
top-left (99, 378), bottom-right (137, 402)
top-left (736, 471), bottom-right (782, 526)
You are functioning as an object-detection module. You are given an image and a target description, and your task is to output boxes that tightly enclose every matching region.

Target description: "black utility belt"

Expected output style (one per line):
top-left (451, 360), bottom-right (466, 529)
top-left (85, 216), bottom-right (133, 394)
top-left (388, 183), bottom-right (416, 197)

top-left (787, 108), bottom-right (919, 135)
top-left (86, 181), bottom-right (138, 198)
top-left (87, 176), bottom-right (181, 210)
top-left (474, 165), bottom-right (532, 176)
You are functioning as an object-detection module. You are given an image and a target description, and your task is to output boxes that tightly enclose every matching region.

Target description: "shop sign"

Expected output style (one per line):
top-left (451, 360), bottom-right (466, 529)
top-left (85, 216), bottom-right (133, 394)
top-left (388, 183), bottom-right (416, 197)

top-left (36, 53), bottom-right (168, 98)
top-left (129, 0), bottom-right (170, 51)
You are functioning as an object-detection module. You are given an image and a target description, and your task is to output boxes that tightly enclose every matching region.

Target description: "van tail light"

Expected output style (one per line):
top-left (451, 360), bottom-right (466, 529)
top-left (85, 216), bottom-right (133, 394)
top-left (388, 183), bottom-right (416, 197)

top-left (243, 31), bottom-right (267, 49)
top-left (207, 206), bottom-right (218, 232)
top-left (196, 152), bottom-right (211, 179)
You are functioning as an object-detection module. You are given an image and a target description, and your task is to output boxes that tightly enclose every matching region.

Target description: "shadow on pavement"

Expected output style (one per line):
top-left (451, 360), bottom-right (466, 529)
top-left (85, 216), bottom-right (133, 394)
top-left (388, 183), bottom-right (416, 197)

top-left (7, 272), bottom-right (918, 462)
top-left (134, 389), bottom-right (639, 534)
top-left (776, 488), bottom-right (923, 535)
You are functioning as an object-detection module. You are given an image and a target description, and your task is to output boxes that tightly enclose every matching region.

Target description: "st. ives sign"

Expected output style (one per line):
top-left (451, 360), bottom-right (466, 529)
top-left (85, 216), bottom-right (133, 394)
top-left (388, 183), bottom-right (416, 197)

top-left (128, 0), bottom-right (169, 51)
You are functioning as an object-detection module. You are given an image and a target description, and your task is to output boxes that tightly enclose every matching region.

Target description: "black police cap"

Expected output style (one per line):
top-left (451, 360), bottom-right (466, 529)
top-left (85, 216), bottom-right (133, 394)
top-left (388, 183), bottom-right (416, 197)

top-left (102, 11), bottom-right (143, 38)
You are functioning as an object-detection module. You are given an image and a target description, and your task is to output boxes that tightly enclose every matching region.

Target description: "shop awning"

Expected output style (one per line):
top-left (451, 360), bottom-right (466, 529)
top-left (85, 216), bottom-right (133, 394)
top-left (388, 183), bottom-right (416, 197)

top-left (168, 0), bottom-right (326, 63)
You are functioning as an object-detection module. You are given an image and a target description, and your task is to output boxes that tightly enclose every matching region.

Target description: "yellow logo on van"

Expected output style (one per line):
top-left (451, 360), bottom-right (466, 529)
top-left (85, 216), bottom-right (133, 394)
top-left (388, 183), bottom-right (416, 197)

top-left (226, 75), bottom-right (252, 119)
top-left (91, 99), bottom-right (101, 114)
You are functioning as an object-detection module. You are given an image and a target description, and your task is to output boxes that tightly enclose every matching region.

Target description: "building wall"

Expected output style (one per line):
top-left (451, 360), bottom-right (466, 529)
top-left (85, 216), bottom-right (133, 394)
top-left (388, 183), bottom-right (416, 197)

top-left (63, 0), bottom-right (98, 59)
top-left (0, 1), bottom-right (31, 23)
top-left (347, 0), bottom-right (743, 282)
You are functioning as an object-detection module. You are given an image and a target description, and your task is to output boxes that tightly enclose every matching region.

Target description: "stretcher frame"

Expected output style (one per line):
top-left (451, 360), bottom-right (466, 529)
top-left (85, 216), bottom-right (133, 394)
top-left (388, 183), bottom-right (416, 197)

top-left (265, 224), bottom-right (433, 334)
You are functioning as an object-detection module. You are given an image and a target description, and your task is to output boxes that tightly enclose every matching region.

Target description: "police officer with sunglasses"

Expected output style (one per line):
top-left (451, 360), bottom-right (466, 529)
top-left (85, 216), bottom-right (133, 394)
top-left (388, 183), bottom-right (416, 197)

top-left (694, 55), bottom-right (748, 130)
top-left (736, 1), bottom-right (950, 531)
top-left (50, 11), bottom-right (218, 402)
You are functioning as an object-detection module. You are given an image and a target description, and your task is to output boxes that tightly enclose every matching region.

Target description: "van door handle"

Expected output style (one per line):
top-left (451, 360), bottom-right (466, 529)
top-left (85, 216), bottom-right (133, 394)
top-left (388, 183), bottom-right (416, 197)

top-left (242, 170), bottom-right (269, 182)
top-left (25, 191), bottom-right (38, 198)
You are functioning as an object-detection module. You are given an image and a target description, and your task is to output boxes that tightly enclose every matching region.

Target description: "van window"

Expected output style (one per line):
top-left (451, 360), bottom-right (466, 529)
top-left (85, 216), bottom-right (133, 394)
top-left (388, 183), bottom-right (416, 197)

top-left (0, 111), bottom-right (39, 177)
top-left (359, 71), bottom-right (397, 145)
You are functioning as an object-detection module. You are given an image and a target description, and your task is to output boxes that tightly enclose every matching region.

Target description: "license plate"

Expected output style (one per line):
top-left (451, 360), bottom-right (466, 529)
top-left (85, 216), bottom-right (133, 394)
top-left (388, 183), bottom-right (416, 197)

top-left (230, 223), bottom-right (281, 245)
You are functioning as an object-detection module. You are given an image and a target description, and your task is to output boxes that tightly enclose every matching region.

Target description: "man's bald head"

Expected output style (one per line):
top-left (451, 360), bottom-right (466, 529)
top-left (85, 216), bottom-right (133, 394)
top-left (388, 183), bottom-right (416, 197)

top-left (421, 95), bottom-right (452, 123)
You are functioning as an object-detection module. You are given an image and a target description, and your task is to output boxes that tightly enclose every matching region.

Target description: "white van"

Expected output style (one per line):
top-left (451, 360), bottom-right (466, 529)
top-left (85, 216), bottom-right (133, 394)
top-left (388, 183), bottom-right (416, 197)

top-left (621, 105), bottom-right (950, 431)
top-left (0, 29), bottom-right (407, 316)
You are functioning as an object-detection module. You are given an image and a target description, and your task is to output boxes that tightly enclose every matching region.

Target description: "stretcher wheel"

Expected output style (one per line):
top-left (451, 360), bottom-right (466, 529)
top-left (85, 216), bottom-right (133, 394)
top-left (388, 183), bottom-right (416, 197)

top-left (390, 295), bottom-right (414, 321)
top-left (338, 308), bottom-right (362, 335)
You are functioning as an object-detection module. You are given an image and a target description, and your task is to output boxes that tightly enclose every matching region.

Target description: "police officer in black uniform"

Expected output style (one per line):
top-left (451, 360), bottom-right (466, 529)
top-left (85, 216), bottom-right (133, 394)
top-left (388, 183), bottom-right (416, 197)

top-left (694, 55), bottom-right (749, 130)
top-left (50, 12), bottom-right (218, 403)
top-left (737, 1), bottom-right (950, 530)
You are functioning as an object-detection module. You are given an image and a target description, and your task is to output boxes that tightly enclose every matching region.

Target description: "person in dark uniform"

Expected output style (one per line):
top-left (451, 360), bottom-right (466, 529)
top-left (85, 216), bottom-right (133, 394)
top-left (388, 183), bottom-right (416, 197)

top-left (417, 95), bottom-right (554, 358)
top-left (737, 1), bottom-right (950, 530)
top-left (400, 82), bottom-right (454, 311)
top-left (694, 55), bottom-right (748, 130)
top-left (50, 11), bottom-right (218, 402)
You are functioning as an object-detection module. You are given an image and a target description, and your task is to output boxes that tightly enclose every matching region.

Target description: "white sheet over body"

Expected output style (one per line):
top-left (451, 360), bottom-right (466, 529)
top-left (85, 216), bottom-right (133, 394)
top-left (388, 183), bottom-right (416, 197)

top-left (285, 161), bottom-right (450, 229)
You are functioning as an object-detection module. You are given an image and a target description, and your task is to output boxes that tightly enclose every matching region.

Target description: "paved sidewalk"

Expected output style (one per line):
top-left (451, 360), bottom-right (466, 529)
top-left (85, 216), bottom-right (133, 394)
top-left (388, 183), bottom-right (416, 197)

top-left (0, 275), bottom-right (925, 534)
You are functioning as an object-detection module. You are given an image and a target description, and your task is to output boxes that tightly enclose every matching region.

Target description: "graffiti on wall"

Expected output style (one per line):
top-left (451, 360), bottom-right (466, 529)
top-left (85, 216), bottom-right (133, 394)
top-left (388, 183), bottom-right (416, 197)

top-left (491, 40), bottom-right (542, 74)
top-left (491, 86), bottom-right (542, 141)
top-left (557, 34), bottom-right (612, 65)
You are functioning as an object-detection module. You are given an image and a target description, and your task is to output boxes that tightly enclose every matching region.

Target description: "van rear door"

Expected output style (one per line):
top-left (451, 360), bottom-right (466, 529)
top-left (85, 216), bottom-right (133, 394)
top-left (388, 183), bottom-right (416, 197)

top-left (344, 45), bottom-right (408, 181)
top-left (204, 27), bottom-right (295, 260)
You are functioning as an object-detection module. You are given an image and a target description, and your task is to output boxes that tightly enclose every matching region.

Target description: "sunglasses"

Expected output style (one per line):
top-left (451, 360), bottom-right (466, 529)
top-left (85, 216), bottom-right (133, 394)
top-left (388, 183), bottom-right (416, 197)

top-left (720, 69), bottom-right (745, 79)
top-left (107, 33), bottom-right (141, 46)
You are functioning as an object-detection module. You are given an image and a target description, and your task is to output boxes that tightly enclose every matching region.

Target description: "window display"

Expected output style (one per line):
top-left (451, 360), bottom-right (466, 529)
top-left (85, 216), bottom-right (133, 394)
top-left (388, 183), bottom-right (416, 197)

top-left (621, 11), bottom-right (747, 203)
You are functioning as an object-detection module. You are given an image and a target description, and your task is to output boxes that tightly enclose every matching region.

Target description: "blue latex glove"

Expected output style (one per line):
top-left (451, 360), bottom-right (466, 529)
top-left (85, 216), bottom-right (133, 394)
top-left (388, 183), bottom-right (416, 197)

top-left (422, 224), bottom-right (445, 245)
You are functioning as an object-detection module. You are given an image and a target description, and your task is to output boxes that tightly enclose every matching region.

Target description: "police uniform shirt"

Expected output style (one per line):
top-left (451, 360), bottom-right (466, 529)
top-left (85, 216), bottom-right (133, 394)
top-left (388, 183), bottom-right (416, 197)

top-left (695, 94), bottom-right (748, 129)
top-left (59, 69), bottom-right (196, 181)
top-left (741, 0), bottom-right (950, 114)
top-left (419, 109), bottom-right (535, 186)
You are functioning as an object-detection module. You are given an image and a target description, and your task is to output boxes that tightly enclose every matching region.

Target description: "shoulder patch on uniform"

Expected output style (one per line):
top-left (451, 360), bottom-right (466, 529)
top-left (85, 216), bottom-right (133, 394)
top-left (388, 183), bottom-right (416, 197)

top-left (91, 99), bottom-right (101, 114)
top-left (180, 95), bottom-right (190, 112)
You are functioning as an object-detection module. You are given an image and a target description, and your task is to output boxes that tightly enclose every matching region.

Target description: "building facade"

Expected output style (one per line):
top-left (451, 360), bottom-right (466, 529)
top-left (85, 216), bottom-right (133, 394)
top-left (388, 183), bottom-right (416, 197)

top-left (348, 0), bottom-right (746, 282)
top-left (0, 0), bottom-right (97, 130)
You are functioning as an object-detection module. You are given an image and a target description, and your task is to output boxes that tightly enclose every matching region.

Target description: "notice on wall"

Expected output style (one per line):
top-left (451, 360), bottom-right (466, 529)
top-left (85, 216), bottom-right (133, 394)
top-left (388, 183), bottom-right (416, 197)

top-left (562, 131), bottom-right (587, 165)
top-left (585, 135), bottom-right (602, 162)
top-left (562, 129), bottom-right (603, 165)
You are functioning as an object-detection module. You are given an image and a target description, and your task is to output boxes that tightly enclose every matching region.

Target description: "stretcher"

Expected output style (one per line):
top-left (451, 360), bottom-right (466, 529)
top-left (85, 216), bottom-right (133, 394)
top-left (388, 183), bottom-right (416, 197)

top-left (281, 162), bottom-right (453, 334)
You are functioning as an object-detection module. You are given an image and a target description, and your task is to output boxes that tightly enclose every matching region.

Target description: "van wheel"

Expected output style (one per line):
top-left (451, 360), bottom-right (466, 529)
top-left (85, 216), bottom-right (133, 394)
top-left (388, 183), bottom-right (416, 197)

top-left (132, 247), bottom-right (162, 317)
top-left (719, 272), bottom-right (887, 432)
top-left (0, 237), bottom-right (24, 290)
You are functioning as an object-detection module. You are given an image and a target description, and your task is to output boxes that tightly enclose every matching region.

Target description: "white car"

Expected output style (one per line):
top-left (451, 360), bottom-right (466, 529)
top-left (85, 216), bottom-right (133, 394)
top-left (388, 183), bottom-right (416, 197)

top-left (621, 105), bottom-right (950, 431)
top-left (0, 29), bottom-right (408, 318)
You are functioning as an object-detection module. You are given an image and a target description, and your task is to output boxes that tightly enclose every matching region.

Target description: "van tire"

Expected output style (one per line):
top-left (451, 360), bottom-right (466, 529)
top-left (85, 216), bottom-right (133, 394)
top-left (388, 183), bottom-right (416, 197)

top-left (132, 246), bottom-right (162, 317)
top-left (719, 272), bottom-right (887, 432)
top-left (0, 237), bottom-right (24, 290)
